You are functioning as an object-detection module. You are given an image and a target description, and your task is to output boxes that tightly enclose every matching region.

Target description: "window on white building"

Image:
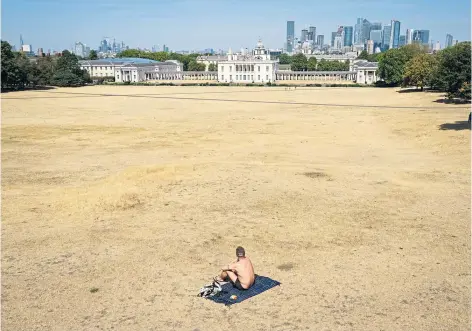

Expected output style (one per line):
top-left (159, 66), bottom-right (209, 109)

top-left (221, 75), bottom-right (224, 80)
top-left (229, 75), bottom-right (232, 80)
top-left (243, 75), bottom-right (246, 80)
top-left (221, 66), bottom-right (224, 72)
top-left (251, 75), bottom-right (254, 81)
top-left (266, 66), bottom-right (269, 71)
top-left (230, 66), bottom-right (232, 72)
top-left (266, 75), bottom-right (268, 80)
top-left (258, 75), bottom-right (260, 80)
top-left (258, 66), bottom-right (260, 72)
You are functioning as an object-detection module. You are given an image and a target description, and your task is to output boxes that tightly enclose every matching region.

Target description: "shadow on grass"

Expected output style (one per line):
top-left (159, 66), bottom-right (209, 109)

top-left (438, 121), bottom-right (471, 131)
top-left (1, 86), bottom-right (56, 93)
top-left (397, 88), bottom-right (426, 93)
top-left (433, 98), bottom-right (471, 105)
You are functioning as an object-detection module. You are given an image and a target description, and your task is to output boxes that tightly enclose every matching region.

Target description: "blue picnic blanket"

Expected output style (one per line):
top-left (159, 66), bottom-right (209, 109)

top-left (206, 275), bottom-right (281, 306)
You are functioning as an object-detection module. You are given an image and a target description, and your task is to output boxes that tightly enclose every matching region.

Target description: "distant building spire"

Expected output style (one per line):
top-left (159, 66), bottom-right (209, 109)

top-left (20, 34), bottom-right (24, 46)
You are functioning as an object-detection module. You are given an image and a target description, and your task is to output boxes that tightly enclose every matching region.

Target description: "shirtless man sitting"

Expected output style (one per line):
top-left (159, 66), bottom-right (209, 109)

top-left (218, 246), bottom-right (255, 290)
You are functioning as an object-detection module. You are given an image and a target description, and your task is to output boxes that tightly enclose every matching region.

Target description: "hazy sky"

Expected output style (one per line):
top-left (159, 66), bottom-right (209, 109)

top-left (2, 0), bottom-right (470, 51)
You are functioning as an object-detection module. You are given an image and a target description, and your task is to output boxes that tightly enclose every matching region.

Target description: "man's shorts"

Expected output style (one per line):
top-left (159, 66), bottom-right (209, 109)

top-left (233, 278), bottom-right (246, 291)
top-left (224, 276), bottom-right (246, 290)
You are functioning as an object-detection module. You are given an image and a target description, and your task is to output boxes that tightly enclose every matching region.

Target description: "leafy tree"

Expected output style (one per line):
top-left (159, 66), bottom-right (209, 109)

top-left (378, 44), bottom-right (426, 86)
top-left (89, 50), bottom-right (98, 60)
top-left (457, 82), bottom-right (471, 100)
top-left (51, 50), bottom-right (89, 86)
top-left (279, 53), bottom-right (292, 64)
top-left (51, 70), bottom-right (84, 87)
top-left (367, 53), bottom-right (382, 62)
top-left (35, 56), bottom-right (55, 85)
top-left (432, 42), bottom-right (471, 99)
top-left (1, 41), bottom-right (16, 89)
top-left (208, 63), bottom-right (217, 71)
top-left (403, 53), bottom-right (437, 90)
top-left (117, 49), bottom-right (141, 58)
top-left (291, 53), bottom-right (308, 71)
top-left (307, 57), bottom-right (317, 71)
top-left (378, 49), bottom-right (407, 85)
top-left (357, 50), bottom-right (369, 60)
top-left (187, 61), bottom-right (205, 71)
top-left (317, 59), bottom-right (349, 71)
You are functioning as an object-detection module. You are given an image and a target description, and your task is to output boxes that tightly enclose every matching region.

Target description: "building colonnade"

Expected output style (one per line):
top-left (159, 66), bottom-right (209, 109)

top-left (145, 71), bottom-right (218, 81)
top-left (275, 71), bottom-right (357, 81)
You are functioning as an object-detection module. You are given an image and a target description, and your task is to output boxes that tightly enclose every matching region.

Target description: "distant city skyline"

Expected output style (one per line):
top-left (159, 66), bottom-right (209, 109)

top-left (2, 0), bottom-right (470, 51)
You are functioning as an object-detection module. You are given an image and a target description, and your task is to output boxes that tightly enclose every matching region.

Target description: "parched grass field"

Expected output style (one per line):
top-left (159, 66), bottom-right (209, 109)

top-left (1, 86), bottom-right (470, 330)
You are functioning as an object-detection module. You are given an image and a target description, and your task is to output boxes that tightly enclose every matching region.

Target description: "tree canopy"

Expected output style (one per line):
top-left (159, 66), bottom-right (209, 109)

top-left (208, 63), bottom-right (217, 71)
top-left (357, 50), bottom-right (369, 60)
top-left (88, 50), bottom-right (98, 60)
top-left (291, 53), bottom-right (308, 71)
top-left (432, 42), bottom-right (471, 99)
top-left (1, 42), bottom-right (90, 90)
top-left (403, 53), bottom-right (437, 90)
top-left (117, 49), bottom-right (203, 71)
top-left (279, 53), bottom-right (292, 65)
top-left (307, 57), bottom-right (317, 71)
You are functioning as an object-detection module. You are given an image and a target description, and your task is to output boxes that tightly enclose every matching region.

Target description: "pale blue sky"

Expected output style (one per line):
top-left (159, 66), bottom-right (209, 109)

top-left (2, 0), bottom-right (470, 52)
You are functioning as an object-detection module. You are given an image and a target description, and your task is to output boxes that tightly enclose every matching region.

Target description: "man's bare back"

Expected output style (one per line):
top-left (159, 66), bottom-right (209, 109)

top-left (219, 247), bottom-right (255, 290)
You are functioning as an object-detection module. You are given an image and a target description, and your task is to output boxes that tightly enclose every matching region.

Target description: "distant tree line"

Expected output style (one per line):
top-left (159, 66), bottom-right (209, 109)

top-left (376, 42), bottom-right (470, 99)
top-left (1, 41), bottom-right (91, 90)
top-left (278, 53), bottom-right (350, 71)
top-left (117, 49), bottom-right (206, 71)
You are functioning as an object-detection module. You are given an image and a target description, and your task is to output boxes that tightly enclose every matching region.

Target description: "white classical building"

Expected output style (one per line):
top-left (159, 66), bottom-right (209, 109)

top-left (79, 58), bottom-right (183, 82)
top-left (218, 40), bottom-right (279, 83)
top-left (196, 55), bottom-right (228, 71)
top-left (351, 60), bottom-right (379, 84)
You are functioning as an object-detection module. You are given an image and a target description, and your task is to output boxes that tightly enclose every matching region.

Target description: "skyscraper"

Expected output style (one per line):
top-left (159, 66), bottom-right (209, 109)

top-left (399, 35), bottom-right (406, 47)
top-left (371, 22), bottom-right (382, 31)
top-left (331, 32), bottom-right (337, 47)
top-left (354, 18), bottom-right (363, 44)
top-left (445, 34), bottom-right (453, 48)
top-left (413, 30), bottom-right (430, 45)
top-left (316, 35), bottom-right (324, 46)
top-left (74, 42), bottom-right (85, 57)
top-left (343, 26), bottom-right (353, 47)
top-left (406, 29), bottom-right (413, 44)
top-left (370, 30), bottom-right (383, 49)
top-left (382, 25), bottom-right (392, 50)
top-left (309, 26), bottom-right (316, 41)
top-left (389, 20), bottom-right (401, 49)
top-left (367, 40), bottom-right (374, 54)
top-left (361, 19), bottom-right (372, 45)
top-left (301, 29), bottom-right (308, 42)
top-left (286, 21), bottom-right (295, 52)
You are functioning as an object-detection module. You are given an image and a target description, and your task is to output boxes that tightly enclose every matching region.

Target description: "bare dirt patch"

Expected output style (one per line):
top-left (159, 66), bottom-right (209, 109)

top-left (2, 86), bottom-right (470, 331)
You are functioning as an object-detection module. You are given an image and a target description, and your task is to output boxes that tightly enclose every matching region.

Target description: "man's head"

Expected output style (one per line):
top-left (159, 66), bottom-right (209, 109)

top-left (236, 246), bottom-right (245, 258)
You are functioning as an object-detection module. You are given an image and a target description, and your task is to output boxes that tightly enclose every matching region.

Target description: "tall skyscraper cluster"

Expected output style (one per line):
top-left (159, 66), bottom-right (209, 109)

top-left (285, 21), bottom-right (326, 53)
top-left (285, 17), bottom-right (457, 56)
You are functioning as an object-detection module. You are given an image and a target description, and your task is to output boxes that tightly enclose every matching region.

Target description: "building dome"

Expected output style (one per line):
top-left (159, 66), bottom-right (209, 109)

top-left (256, 39), bottom-right (264, 49)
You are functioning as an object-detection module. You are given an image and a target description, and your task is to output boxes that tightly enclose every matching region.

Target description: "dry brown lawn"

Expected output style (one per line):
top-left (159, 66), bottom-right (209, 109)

top-left (1, 86), bottom-right (470, 331)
